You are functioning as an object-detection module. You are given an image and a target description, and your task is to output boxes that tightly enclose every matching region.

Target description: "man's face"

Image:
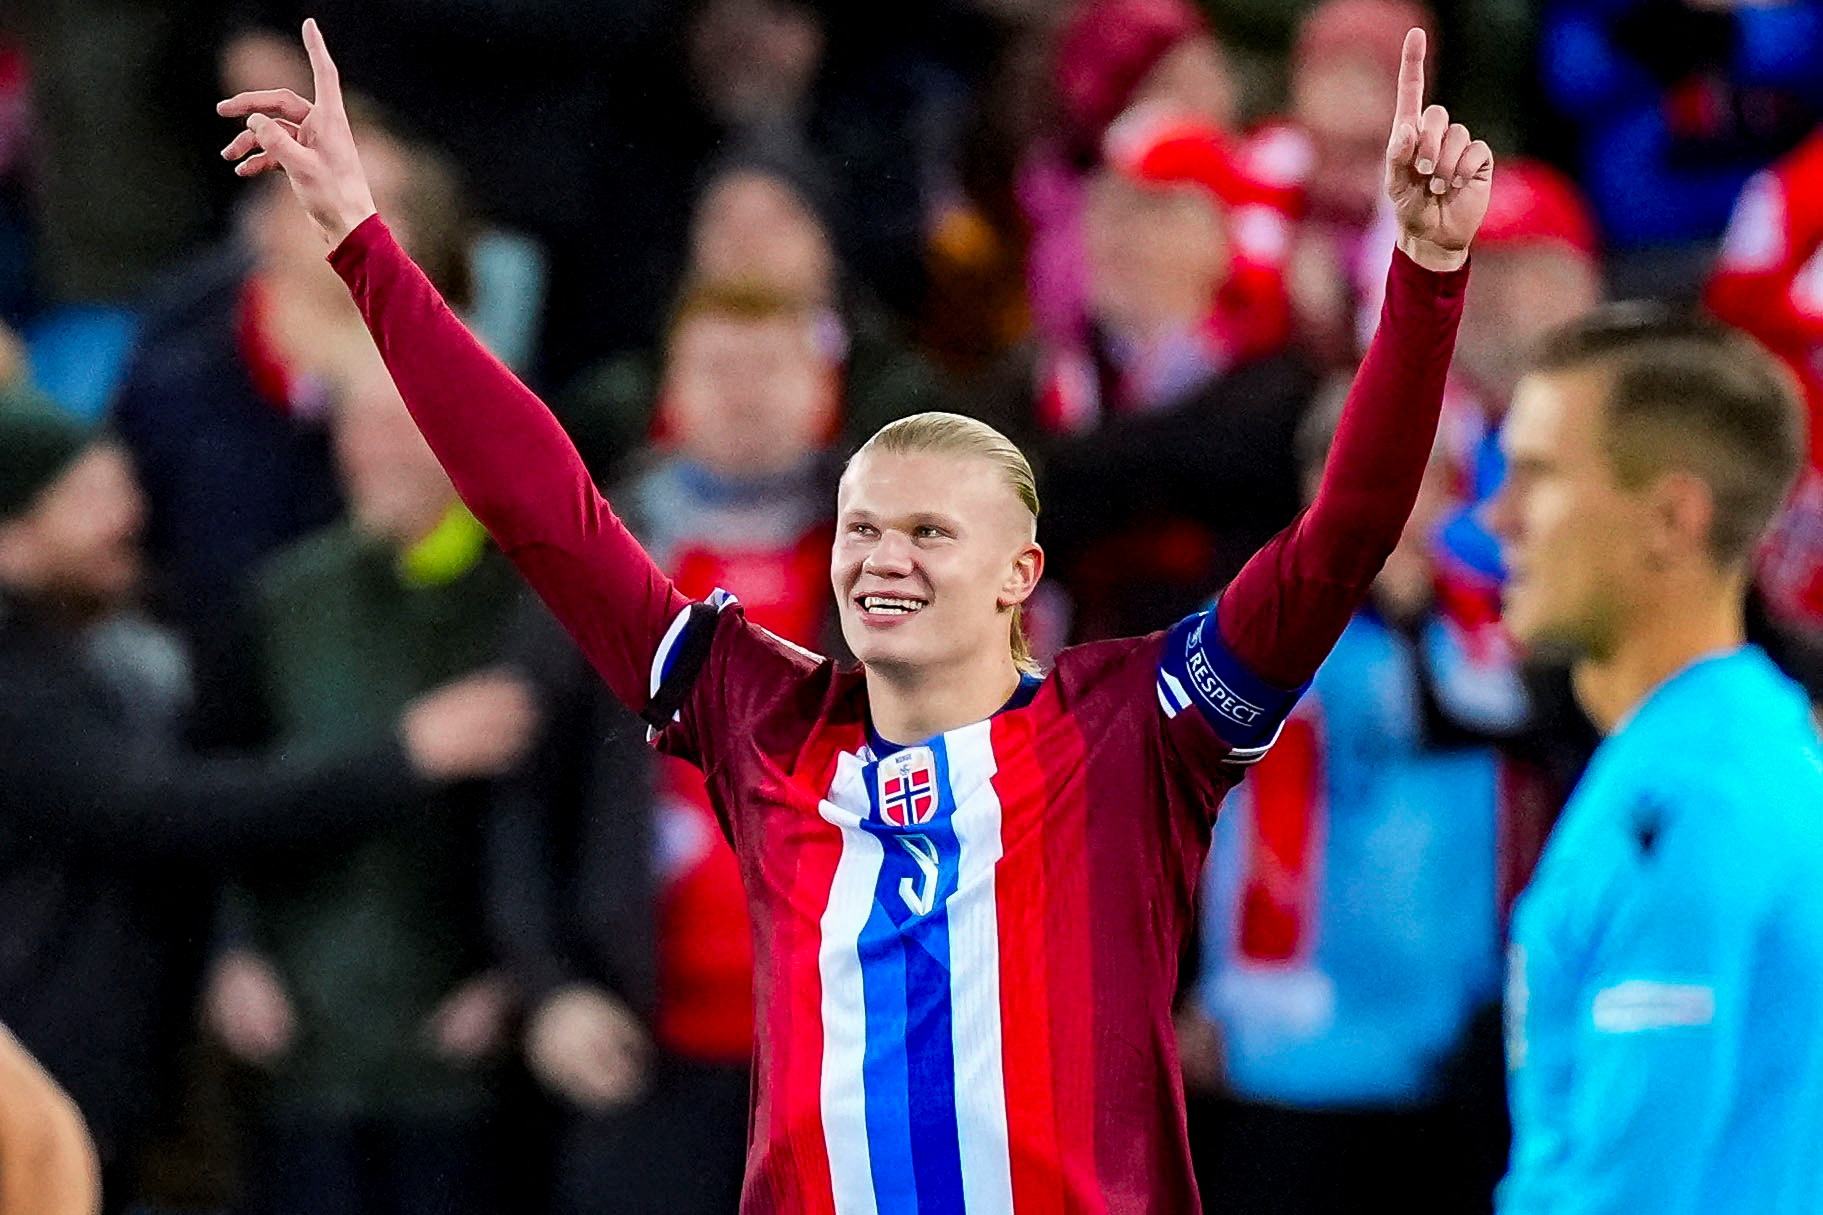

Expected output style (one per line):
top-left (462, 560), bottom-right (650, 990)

top-left (664, 312), bottom-right (836, 477)
top-left (332, 349), bottom-right (458, 545)
top-left (1083, 172), bottom-right (1228, 336)
top-left (1487, 369), bottom-right (1654, 656)
top-left (1457, 246), bottom-right (1602, 407)
top-left (1293, 55), bottom-right (1394, 224)
top-left (832, 450), bottom-right (1041, 678)
top-left (691, 172), bottom-right (835, 303)
top-left (2, 444), bottom-right (146, 609)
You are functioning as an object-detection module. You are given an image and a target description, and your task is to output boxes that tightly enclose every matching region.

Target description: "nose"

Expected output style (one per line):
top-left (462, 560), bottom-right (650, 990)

top-left (862, 528), bottom-right (915, 577)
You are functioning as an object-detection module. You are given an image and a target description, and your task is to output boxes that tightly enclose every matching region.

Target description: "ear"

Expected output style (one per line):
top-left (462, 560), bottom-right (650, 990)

top-left (1645, 470), bottom-right (1716, 570)
top-left (999, 542), bottom-right (1044, 609)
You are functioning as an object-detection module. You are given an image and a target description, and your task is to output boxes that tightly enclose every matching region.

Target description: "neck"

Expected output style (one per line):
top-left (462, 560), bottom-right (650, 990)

top-left (1573, 570), bottom-right (1747, 733)
top-left (864, 649), bottom-right (1024, 746)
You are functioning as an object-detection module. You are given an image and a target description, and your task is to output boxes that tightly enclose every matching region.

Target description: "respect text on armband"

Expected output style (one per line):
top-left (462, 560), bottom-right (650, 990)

top-left (1186, 648), bottom-right (1264, 726)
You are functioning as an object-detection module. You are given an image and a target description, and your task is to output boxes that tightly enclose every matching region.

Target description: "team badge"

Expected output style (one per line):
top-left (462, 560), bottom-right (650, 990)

top-left (878, 748), bottom-right (938, 827)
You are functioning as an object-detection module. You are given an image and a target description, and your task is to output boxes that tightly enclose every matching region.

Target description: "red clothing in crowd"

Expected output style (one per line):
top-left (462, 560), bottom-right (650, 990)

top-left (654, 526), bottom-right (832, 1062)
top-left (1708, 127), bottom-right (1823, 626)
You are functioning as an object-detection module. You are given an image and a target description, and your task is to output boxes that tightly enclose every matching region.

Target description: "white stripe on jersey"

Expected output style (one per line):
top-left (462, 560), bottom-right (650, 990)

top-left (817, 752), bottom-right (883, 1215)
top-left (649, 603), bottom-right (694, 698)
top-left (944, 724), bottom-right (1016, 1213)
top-left (1159, 668), bottom-right (1193, 713)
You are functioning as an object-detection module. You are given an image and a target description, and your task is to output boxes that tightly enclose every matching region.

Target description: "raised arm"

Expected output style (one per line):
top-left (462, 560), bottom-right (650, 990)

top-left (218, 20), bottom-right (687, 710)
top-left (1217, 29), bottom-right (1486, 691)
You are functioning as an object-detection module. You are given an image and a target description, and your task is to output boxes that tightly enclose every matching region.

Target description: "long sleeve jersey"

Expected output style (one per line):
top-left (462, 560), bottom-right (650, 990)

top-left (329, 216), bottom-right (1464, 1214)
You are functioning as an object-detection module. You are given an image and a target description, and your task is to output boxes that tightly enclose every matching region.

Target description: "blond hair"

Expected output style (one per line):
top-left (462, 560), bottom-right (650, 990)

top-left (855, 412), bottom-right (1043, 675)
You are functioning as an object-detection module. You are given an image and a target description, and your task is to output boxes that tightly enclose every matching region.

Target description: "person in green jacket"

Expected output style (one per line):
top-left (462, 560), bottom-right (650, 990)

top-left (202, 333), bottom-right (534, 1215)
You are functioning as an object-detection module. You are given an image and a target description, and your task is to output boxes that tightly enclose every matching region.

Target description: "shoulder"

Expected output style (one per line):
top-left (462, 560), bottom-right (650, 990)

top-left (1592, 650), bottom-right (1823, 858)
top-left (1050, 632), bottom-right (1168, 695)
top-left (712, 604), bottom-right (832, 683)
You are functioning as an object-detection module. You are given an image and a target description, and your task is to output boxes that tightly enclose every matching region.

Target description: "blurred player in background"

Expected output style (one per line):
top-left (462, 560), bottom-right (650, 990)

top-left (1489, 309), bottom-right (1823, 1213)
top-left (218, 20), bottom-right (1489, 1211)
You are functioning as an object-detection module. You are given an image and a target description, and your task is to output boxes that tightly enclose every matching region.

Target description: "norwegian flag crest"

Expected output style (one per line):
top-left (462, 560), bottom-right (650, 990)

top-left (878, 750), bottom-right (938, 827)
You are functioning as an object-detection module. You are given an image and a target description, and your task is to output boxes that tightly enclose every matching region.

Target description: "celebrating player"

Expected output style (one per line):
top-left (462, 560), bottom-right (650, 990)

top-left (1488, 311), bottom-right (1823, 1212)
top-left (220, 21), bottom-right (1488, 1212)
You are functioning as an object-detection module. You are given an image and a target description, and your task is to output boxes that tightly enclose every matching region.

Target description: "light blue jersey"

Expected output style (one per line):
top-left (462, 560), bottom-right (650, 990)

top-left (1502, 647), bottom-right (1823, 1215)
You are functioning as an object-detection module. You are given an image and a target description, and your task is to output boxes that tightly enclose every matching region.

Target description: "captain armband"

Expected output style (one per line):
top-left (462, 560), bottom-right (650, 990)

top-left (1156, 606), bottom-right (1309, 764)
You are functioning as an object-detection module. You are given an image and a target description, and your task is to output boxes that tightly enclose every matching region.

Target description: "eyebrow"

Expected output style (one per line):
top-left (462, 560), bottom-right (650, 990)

top-left (837, 508), bottom-right (965, 532)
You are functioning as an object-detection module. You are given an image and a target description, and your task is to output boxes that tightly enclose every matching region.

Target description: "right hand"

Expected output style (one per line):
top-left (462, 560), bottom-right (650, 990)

top-left (218, 19), bottom-right (376, 247)
top-left (399, 669), bottom-right (539, 782)
top-left (204, 948), bottom-right (296, 1066)
top-left (525, 985), bottom-right (651, 1111)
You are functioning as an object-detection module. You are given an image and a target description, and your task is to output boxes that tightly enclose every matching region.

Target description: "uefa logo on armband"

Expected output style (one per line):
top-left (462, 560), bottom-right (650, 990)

top-left (878, 748), bottom-right (938, 827)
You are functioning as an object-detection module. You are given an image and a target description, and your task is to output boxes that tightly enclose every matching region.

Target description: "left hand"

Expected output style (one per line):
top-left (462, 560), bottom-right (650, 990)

top-left (1384, 28), bottom-right (1493, 272)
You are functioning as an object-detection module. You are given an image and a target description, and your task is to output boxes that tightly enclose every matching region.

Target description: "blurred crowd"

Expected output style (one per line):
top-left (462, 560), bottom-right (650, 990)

top-left (1, 0), bottom-right (1821, 1212)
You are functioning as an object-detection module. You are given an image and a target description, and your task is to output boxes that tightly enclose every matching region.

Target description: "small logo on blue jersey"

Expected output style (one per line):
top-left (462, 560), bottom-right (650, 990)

top-left (1187, 647), bottom-right (1265, 726)
top-left (878, 748), bottom-right (938, 827)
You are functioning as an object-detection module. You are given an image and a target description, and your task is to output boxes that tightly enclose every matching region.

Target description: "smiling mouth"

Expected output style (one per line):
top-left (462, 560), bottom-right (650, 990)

top-left (855, 594), bottom-right (927, 617)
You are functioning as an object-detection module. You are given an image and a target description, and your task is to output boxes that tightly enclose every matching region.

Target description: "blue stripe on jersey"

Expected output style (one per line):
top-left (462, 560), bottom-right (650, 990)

top-left (1159, 604), bottom-right (1310, 751)
top-left (858, 737), bottom-right (967, 1214)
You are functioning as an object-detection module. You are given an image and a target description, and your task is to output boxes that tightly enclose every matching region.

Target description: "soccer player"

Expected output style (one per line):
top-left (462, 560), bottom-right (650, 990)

top-left (219, 21), bottom-right (1491, 1212)
top-left (1487, 310), bottom-right (1823, 1212)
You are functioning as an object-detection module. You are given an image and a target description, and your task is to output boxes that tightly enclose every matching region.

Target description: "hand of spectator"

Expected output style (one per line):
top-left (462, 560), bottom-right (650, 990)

top-left (526, 984), bottom-right (652, 1111)
top-left (425, 972), bottom-right (514, 1062)
top-left (1384, 29), bottom-right (1492, 273)
top-left (398, 669), bottom-right (539, 782)
top-left (217, 19), bottom-right (377, 248)
top-left (203, 948), bottom-right (296, 1066)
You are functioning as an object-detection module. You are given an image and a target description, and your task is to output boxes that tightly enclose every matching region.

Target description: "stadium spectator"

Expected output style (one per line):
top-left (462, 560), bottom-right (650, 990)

top-left (0, 381), bottom-right (535, 1209)
top-left (1538, 0), bottom-right (1823, 292)
top-left (1707, 126), bottom-right (1823, 630)
top-left (1244, 0), bottom-right (1437, 367)
top-left (681, 0), bottom-right (960, 323)
top-left (201, 337), bottom-right (534, 1215)
top-left (113, 111), bottom-right (470, 748)
top-left (1417, 158), bottom-right (1604, 624)
top-left (1037, 108), bottom-right (1313, 642)
top-left (1182, 381), bottom-right (1518, 1214)
top-left (918, 10), bottom-right (1052, 380)
top-left (558, 145), bottom-right (943, 479)
top-left (1021, 0), bottom-right (1246, 352)
top-left (497, 278), bottom-right (844, 1215)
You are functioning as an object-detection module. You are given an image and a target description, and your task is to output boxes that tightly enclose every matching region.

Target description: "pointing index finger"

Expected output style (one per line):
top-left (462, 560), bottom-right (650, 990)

top-left (302, 17), bottom-right (342, 111)
top-left (1394, 27), bottom-right (1426, 133)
